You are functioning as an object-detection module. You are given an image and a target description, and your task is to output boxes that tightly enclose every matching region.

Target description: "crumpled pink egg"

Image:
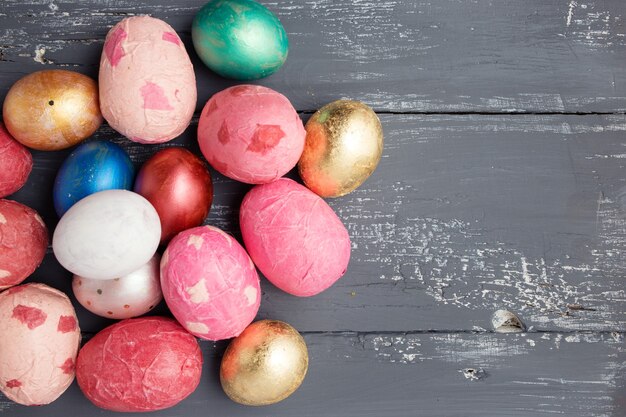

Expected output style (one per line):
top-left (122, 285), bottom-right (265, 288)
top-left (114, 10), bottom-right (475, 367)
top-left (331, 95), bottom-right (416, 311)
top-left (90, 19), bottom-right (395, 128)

top-left (160, 225), bottom-right (261, 340)
top-left (99, 16), bottom-right (196, 144)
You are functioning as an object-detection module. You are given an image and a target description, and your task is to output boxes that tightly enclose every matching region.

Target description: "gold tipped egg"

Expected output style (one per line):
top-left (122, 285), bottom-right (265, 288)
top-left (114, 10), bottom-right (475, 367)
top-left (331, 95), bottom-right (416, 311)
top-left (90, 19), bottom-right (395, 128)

top-left (220, 320), bottom-right (308, 406)
top-left (298, 100), bottom-right (383, 197)
top-left (3, 69), bottom-right (102, 151)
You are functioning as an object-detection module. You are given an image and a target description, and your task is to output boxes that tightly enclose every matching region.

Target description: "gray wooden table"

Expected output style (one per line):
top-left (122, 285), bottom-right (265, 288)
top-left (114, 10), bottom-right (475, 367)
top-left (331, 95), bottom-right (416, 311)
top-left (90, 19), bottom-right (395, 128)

top-left (1, 0), bottom-right (625, 416)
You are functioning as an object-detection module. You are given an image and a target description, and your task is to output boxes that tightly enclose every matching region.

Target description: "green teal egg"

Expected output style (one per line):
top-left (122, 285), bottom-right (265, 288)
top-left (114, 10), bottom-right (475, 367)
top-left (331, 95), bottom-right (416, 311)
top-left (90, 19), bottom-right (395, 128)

top-left (192, 0), bottom-right (288, 80)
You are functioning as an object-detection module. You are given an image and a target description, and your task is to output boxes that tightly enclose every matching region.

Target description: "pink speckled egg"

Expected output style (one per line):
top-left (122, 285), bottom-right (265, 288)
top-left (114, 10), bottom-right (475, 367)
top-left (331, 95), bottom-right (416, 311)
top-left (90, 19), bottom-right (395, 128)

top-left (76, 317), bottom-right (202, 412)
top-left (72, 254), bottom-right (162, 319)
top-left (0, 200), bottom-right (48, 290)
top-left (160, 225), bottom-right (261, 340)
top-left (240, 178), bottom-right (351, 297)
top-left (99, 16), bottom-right (196, 144)
top-left (0, 123), bottom-right (32, 198)
top-left (0, 283), bottom-right (80, 406)
top-left (197, 85), bottom-right (305, 184)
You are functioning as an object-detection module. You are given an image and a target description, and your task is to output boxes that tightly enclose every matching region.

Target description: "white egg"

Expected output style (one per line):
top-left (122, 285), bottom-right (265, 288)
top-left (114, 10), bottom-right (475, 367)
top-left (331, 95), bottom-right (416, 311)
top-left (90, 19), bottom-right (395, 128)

top-left (72, 255), bottom-right (162, 319)
top-left (53, 189), bottom-right (161, 280)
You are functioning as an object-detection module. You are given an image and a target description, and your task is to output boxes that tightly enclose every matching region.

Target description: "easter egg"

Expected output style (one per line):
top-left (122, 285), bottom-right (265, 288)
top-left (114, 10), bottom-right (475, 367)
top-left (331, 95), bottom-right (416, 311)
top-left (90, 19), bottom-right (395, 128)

top-left (72, 254), bottom-right (162, 319)
top-left (76, 317), bottom-right (202, 412)
top-left (0, 123), bottom-right (32, 198)
top-left (197, 85), bottom-right (305, 184)
top-left (134, 147), bottom-right (213, 244)
top-left (240, 178), bottom-right (351, 297)
top-left (99, 16), bottom-right (196, 144)
top-left (0, 283), bottom-right (80, 406)
top-left (160, 225), bottom-right (261, 340)
top-left (192, 0), bottom-right (288, 80)
top-left (53, 190), bottom-right (161, 280)
top-left (2, 70), bottom-right (102, 151)
top-left (299, 100), bottom-right (384, 197)
top-left (0, 200), bottom-right (48, 290)
top-left (220, 320), bottom-right (308, 406)
top-left (53, 140), bottom-right (135, 217)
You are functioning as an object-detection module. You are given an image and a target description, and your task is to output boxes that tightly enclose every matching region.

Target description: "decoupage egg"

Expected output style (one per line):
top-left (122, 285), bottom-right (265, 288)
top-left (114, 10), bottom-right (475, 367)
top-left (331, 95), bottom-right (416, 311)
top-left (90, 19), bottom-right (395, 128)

top-left (220, 320), bottom-right (308, 406)
top-left (72, 254), bottom-right (162, 319)
top-left (2, 70), bottom-right (102, 151)
top-left (0, 283), bottom-right (80, 406)
top-left (134, 147), bottom-right (213, 244)
top-left (99, 16), bottom-right (196, 144)
top-left (53, 140), bottom-right (135, 217)
top-left (197, 85), bottom-right (305, 184)
top-left (0, 200), bottom-right (48, 290)
top-left (0, 123), bottom-right (32, 198)
top-left (240, 178), bottom-right (350, 297)
top-left (299, 100), bottom-right (384, 197)
top-left (76, 317), bottom-right (202, 412)
top-left (53, 189), bottom-right (161, 280)
top-left (192, 0), bottom-right (288, 80)
top-left (160, 225), bottom-right (261, 340)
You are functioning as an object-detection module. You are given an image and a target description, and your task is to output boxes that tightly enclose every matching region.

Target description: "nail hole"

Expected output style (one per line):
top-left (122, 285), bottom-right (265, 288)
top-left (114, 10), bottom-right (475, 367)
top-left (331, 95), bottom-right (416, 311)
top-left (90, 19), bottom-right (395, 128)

top-left (48, 100), bottom-right (54, 106)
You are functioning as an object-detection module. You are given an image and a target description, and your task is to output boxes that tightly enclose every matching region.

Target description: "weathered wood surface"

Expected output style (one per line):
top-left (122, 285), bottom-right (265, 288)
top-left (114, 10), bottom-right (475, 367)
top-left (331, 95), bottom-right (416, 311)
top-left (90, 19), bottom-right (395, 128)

top-left (0, 0), bottom-right (626, 112)
top-left (1, 332), bottom-right (624, 416)
top-left (0, 0), bottom-right (625, 416)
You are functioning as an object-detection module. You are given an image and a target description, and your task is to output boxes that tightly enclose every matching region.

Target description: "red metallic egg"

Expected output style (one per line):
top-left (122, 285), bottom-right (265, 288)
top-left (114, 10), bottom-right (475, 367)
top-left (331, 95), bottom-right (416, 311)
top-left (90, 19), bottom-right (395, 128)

top-left (0, 123), bottom-right (32, 198)
top-left (134, 147), bottom-right (213, 244)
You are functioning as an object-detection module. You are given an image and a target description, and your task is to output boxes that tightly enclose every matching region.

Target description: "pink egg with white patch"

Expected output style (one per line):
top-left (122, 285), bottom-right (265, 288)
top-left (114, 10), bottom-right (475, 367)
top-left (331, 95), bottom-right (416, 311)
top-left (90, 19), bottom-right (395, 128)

top-left (0, 283), bottom-right (80, 406)
top-left (73, 255), bottom-right (162, 319)
top-left (160, 225), bottom-right (261, 341)
top-left (240, 178), bottom-right (351, 297)
top-left (0, 199), bottom-right (48, 290)
top-left (99, 16), bottom-right (196, 144)
top-left (197, 85), bottom-right (305, 184)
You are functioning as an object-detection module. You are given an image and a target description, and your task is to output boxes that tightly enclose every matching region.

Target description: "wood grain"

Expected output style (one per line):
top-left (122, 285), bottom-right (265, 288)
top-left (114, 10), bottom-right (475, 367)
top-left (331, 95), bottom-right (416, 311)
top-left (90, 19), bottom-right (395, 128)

top-left (0, 0), bottom-right (625, 113)
top-left (10, 113), bottom-right (626, 334)
top-left (0, 0), bottom-right (624, 415)
top-left (1, 332), bottom-right (623, 416)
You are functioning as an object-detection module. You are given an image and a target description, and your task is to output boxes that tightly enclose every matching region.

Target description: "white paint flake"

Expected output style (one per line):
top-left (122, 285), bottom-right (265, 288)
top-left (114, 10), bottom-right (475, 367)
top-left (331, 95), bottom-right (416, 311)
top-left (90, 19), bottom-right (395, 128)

top-left (566, 1), bottom-right (577, 26)
top-left (187, 235), bottom-right (204, 250)
top-left (0, 213), bottom-right (6, 224)
top-left (0, 270), bottom-right (11, 279)
top-left (186, 279), bottom-right (209, 303)
top-left (186, 321), bottom-right (209, 335)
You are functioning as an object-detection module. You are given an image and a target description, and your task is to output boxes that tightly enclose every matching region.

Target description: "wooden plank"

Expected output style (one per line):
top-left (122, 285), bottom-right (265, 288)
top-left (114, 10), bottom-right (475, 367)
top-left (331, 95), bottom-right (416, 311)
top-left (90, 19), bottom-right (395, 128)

top-left (0, 0), bottom-right (625, 113)
top-left (1, 331), bottom-right (624, 416)
top-left (9, 113), bottom-right (626, 334)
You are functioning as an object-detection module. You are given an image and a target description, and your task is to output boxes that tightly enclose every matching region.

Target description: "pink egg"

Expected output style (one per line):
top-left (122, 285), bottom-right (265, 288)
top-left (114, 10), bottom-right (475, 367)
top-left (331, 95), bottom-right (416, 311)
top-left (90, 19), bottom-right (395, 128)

top-left (0, 199), bottom-right (48, 290)
top-left (0, 283), bottom-right (80, 406)
top-left (99, 16), bottom-right (196, 144)
top-left (160, 225), bottom-right (261, 340)
top-left (72, 255), bottom-right (162, 319)
top-left (197, 85), bottom-right (305, 184)
top-left (240, 178), bottom-right (351, 297)
top-left (0, 123), bottom-right (32, 198)
top-left (76, 317), bottom-right (202, 412)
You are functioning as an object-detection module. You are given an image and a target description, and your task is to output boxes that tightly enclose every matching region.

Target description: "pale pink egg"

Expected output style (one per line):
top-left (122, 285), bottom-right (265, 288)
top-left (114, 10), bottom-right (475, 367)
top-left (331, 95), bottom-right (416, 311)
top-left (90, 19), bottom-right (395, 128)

top-left (72, 255), bottom-right (162, 319)
top-left (197, 85), bottom-right (305, 184)
top-left (0, 283), bottom-right (80, 406)
top-left (160, 225), bottom-right (261, 340)
top-left (99, 16), bottom-right (196, 144)
top-left (240, 178), bottom-right (351, 297)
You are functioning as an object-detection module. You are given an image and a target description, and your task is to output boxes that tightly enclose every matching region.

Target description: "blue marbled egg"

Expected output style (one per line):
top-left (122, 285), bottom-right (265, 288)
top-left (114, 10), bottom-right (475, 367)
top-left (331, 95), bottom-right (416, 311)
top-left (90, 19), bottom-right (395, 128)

top-left (53, 141), bottom-right (135, 216)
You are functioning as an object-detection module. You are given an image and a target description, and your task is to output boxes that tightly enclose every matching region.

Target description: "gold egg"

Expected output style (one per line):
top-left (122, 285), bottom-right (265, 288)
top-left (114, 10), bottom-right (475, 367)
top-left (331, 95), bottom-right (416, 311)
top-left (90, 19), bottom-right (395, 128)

top-left (3, 70), bottom-right (102, 151)
top-left (298, 100), bottom-right (383, 197)
top-left (220, 320), bottom-right (308, 406)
